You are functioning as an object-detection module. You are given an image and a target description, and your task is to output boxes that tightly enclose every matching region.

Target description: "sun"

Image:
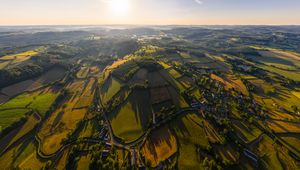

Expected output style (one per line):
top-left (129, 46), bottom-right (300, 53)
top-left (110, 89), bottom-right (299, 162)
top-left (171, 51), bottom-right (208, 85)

top-left (107, 0), bottom-right (130, 16)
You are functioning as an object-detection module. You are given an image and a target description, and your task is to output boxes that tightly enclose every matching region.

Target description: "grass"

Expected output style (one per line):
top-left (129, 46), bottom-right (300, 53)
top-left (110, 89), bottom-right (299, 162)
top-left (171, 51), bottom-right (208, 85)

top-left (278, 134), bottom-right (300, 154)
top-left (0, 141), bottom-right (23, 169)
top-left (0, 61), bottom-right (10, 69)
top-left (250, 135), bottom-right (296, 170)
top-left (18, 150), bottom-right (45, 169)
top-left (178, 76), bottom-right (193, 89)
top-left (167, 86), bottom-right (189, 109)
top-left (266, 120), bottom-right (300, 133)
top-left (54, 148), bottom-right (70, 169)
top-left (111, 60), bottom-right (140, 81)
top-left (7, 114), bottom-right (40, 148)
top-left (158, 61), bottom-right (171, 69)
top-left (101, 77), bottom-right (122, 105)
top-left (160, 70), bottom-right (186, 93)
top-left (38, 80), bottom-right (88, 155)
top-left (259, 64), bottom-right (300, 81)
top-left (0, 67), bottom-right (65, 98)
top-left (264, 88), bottom-right (300, 113)
top-left (211, 74), bottom-right (249, 95)
top-left (291, 91), bottom-right (300, 99)
top-left (111, 101), bottom-right (144, 142)
top-left (168, 69), bottom-right (182, 79)
top-left (171, 113), bottom-right (210, 148)
top-left (214, 145), bottom-right (239, 164)
top-left (108, 89), bottom-right (152, 143)
top-left (180, 52), bottom-right (192, 59)
top-left (248, 78), bottom-right (275, 95)
top-left (75, 78), bottom-right (95, 109)
top-left (142, 126), bottom-right (177, 167)
top-left (203, 121), bottom-right (224, 144)
top-left (232, 120), bottom-right (262, 143)
top-left (191, 89), bottom-right (202, 101)
top-left (0, 50), bottom-right (39, 64)
top-left (76, 66), bottom-right (89, 79)
top-left (14, 142), bottom-right (36, 167)
top-left (0, 88), bottom-right (59, 117)
top-left (79, 120), bottom-right (97, 138)
top-left (177, 143), bottom-right (204, 170)
top-left (77, 154), bottom-right (92, 170)
top-left (0, 109), bottom-right (30, 130)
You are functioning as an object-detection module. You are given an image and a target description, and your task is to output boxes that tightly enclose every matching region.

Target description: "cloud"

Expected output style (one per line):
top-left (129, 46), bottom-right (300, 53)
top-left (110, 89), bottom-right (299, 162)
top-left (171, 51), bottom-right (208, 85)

top-left (195, 0), bottom-right (203, 5)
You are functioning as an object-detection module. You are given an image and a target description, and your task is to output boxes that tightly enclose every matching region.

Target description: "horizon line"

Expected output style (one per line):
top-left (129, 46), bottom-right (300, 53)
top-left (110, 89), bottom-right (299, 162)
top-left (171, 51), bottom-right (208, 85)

top-left (1, 24), bottom-right (300, 27)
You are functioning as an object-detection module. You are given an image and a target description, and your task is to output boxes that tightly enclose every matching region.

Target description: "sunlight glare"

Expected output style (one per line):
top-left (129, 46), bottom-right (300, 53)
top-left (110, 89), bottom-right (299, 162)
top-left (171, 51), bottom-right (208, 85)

top-left (108, 0), bottom-right (130, 16)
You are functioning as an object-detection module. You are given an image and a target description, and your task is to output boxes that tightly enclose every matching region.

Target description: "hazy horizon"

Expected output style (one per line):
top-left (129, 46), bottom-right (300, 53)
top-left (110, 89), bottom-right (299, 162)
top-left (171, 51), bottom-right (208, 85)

top-left (1, 0), bottom-right (300, 25)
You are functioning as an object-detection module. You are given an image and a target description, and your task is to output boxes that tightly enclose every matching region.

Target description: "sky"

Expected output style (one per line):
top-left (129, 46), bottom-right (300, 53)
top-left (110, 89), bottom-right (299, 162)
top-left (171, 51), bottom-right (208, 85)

top-left (0, 0), bottom-right (300, 25)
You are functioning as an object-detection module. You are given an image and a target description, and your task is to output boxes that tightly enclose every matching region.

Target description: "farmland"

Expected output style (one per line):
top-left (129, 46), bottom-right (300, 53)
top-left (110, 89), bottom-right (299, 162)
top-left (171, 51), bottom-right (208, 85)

top-left (0, 26), bottom-right (300, 169)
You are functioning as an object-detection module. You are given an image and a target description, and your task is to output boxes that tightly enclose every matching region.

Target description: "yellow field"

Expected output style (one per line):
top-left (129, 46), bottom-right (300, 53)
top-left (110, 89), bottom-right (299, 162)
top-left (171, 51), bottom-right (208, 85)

top-left (168, 69), bottom-right (182, 79)
top-left (38, 80), bottom-right (88, 155)
top-left (203, 121), bottom-right (224, 144)
top-left (158, 61), bottom-right (171, 69)
top-left (250, 135), bottom-right (297, 170)
top-left (142, 126), bottom-right (177, 167)
top-left (7, 114), bottom-right (40, 148)
top-left (109, 89), bottom-right (152, 143)
top-left (267, 120), bottom-right (300, 133)
top-left (248, 78), bottom-right (275, 95)
top-left (172, 113), bottom-right (209, 148)
top-left (211, 74), bottom-right (249, 95)
top-left (0, 61), bottom-right (10, 69)
top-left (77, 154), bottom-right (92, 170)
top-left (106, 59), bottom-right (129, 70)
top-left (177, 143), bottom-right (204, 170)
top-left (100, 77), bottom-right (122, 105)
top-left (0, 142), bottom-right (23, 169)
top-left (0, 50), bottom-right (39, 64)
top-left (110, 102), bottom-right (144, 142)
top-left (54, 148), bottom-right (70, 169)
top-left (75, 78), bottom-right (96, 109)
top-left (76, 66), bottom-right (90, 78)
top-left (233, 120), bottom-right (262, 143)
top-left (18, 150), bottom-right (45, 169)
top-left (291, 91), bottom-right (300, 100)
top-left (214, 145), bottom-right (239, 164)
top-left (180, 52), bottom-right (191, 59)
top-left (79, 120), bottom-right (96, 138)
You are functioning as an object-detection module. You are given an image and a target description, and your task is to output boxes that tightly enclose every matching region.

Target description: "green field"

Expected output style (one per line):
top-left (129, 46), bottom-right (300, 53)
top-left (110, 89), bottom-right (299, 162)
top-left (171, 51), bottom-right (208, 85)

top-left (0, 90), bottom-right (59, 116)
top-left (177, 142), bottom-right (205, 170)
top-left (0, 108), bottom-right (30, 130)
top-left (100, 77), bottom-right (123, 105)
top-left (171, 113), bottom-right (210, 148)
top-left (232, 120), bottom-right (262, 143)
top-left (108, 89), bottom-right (152, 143)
